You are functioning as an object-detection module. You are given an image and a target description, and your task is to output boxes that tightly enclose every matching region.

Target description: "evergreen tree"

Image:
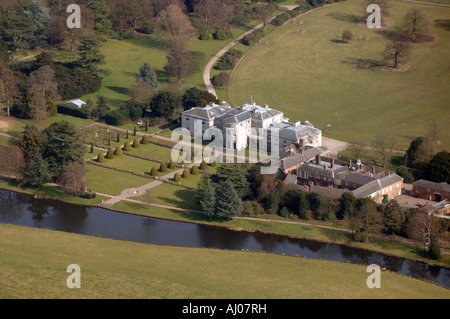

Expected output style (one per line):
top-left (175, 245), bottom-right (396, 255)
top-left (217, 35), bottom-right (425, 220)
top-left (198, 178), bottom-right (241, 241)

top-left (215, 180), bottom-right (244, 220)
top-left (198, 177), bottom-right (216, 221)
top-left (116, 133), bottom-right (120, 143)
top-left (87, 0), bottom-right (113, 36)
top-left (24, 0), bottom-right (51, 45)
top-left (174, 172), bottom-right (181, 182)
top-left (26, 152), bottom-right (51, 188)
top-left (383, 200), bottom-right (405, 235)
top-left (215, 164), bottom-right (251, 199)
top-left (77, 35), bottom-right (109, 76)
top-left (97, 153), bottom-right (105, 163)
top-left (429, 237), bottom-right (441, 260)
top-left (136, 62), bottom-right (158, 92)
top-left (133, 138), bottom-right (140, 148)
top-left (106, 148), bottom-right (114, 159)
top-left (160, 162), bottom-right (167, 172)
top-left (114, 145), bottom-right (123, 156)
top-left (169, 160), bottom-right (176, 169)
top-left (133, 126), bottom-right (137, 136)
top-left (150, 166), bottom-right (158, 177)
top-left (90, 143), bottom-right (94, 153)
top-left (123, 141), bottom-right (132, 151)
top-left (141, 135), bottom-right (149, 144)
top-left (191, 165), bottom-right (199, 175)
top-left (298, 192), bottom-right (309, 219)
top-left (183, 168), bottom-right (190, 178)
top-left (427, 151), bottom-right (450, 183)
top-left (199, 160), bottom-right (208, 171)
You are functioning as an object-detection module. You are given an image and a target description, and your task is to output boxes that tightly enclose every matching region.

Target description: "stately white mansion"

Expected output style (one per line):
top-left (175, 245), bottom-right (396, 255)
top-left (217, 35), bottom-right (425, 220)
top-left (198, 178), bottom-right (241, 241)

top-left (181, 101), bottom-right (322, 151)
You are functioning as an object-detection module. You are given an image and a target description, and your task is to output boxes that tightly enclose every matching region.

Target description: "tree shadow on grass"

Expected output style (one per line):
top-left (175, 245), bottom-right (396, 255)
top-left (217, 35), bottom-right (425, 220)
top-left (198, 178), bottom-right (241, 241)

top-left (374, 29), bottom-right (395, 40)
top-left (326, 12), bottom-right (362, 24)
top-left (318, 227), bottom-right (354, 244)
top-left (434, 19), bottom-right (450, 31)
top-left (105, 86), bottom-right (129, 96)
top-left (341, 57), bottom-right (383, 70)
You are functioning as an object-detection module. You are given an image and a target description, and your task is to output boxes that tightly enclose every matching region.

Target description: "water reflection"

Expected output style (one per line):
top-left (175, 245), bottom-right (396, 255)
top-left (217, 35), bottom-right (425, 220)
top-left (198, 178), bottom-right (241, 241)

top-left (0, 188), bottom-right (449, 288)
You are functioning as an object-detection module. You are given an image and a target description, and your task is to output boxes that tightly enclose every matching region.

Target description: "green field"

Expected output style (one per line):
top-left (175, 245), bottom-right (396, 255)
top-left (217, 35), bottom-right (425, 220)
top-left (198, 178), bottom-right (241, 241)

top-left (228, 0), bottom-right (450, 150)
top-left (1, 223), bottom-right (448, 298)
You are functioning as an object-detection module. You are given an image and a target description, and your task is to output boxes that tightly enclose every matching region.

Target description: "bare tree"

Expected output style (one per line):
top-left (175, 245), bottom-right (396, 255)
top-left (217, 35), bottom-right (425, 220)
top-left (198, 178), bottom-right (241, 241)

top-left (0, 64), bottom-right (19, 117)
top-left (255, 3), bottom-right (275, 32)
top-left (408, 209), bottom-right (439, 251)
top-left (57, 161), bottom-right (87, 197)
top-left (0, 145), bottom-right (25, 178)
top-left (28, 65), bottom-right (61, 123)
top-left (194, 0), bottom-right (229, 33)
top-left (164, 38), bottom-right (192, 83)
top-left (401, 8), bottom-right (431, 41)
top-left (128, 79), bottom-right (154, 104)
top-left (349, 139), bottom-right (365, 161)
top-left (382, 27), bottom-right (411, 68)
top-left (372, 133), bottom-right (396, 168)
top-left (158, 4), bottom-right (197, 38)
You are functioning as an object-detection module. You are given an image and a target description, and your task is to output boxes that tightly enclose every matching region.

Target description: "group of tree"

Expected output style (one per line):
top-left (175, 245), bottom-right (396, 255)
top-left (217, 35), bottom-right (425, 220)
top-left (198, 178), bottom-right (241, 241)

top-left (397, 132), bottom-right (449, 184)
top-left (10, 120), bottom-right (90, 197)
top-left (381, 7), bottom-right (433, 69)
top-left (196, 163), bottom-right (447, 259)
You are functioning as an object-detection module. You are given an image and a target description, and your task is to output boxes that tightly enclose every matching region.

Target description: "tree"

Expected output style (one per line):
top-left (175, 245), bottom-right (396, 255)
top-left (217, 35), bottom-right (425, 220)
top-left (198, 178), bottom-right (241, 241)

top-left (0, 64), bottom-right (19, 117)
top-left (354, 202), bottom-right (383, 242)
top-left (256, 3), bottom-right (275, 32)
top-left (0, 146), bottom-right (25, 177)
top-left (408, 209), bottom-right (439, 251)
top-left (128, 79), bottom-right (154, 105)
top-left (401, 8), bottom-right (431, 41)
top-left (405, 136), bottom-right (433, 170)
top-left (182, 168), bottom-right (190, 178)
top-left (211, 72), bottom-right (230, 87)
top-left (169, 160), bottom-right (176, 169)
top-left (396, 165), bottom-right (414, 184)
top-left (87, 0), bottom-right (113, 36)
top-left (150, 91), bottom-right (182, 119)
top-left (123, 141), bottom-right (132, 151)
top-left (341, 30), bottom-right (353, 43)
top-left (18, 123), bottom-right (46, 162)
top-left (1, 12), bottom-right (35, 63)
top-left (339, 192), bottom-right (357, 220)
top-left (26, 152), bottom-right (51, 188)
top-left (428, 237), bottom-right (441, 260)
top-left (372, 133), bottom-right (396, 168)
top-left (57, 161), bottom-right (87, 196)
top-left (133, 138), bottom-right (140, 148)
top-left (106, 148), bottom-right (114, 159)
top-left (24, 0), bottom-right (51, 45)
top-left (114, 145), bottom-right (123, 156)
top-left (381, 27), bottom-right (411, 69)
top-left (182, 87), bottom-right (218, 110)
top-left (215, 164), bottom-right (251, 199)
top-left (160, 162), bottom-right (167, 172)
top-left (215, 179), bottom-right (244, 220)
top-left (95, 95), bottom-right (111, 120)
top-left (198, 175), bottom-right (216, 221)
top-left (157, 4), bottom-right (197, 38)
top-left (150, 166), bottom-right (158, 177)
top-left (165, 39), bottom-right (192, 83)
top-left (191, 165), bottom-right (199, 175)
top-left (426, 151), bottom-right (450, 183)
top-left (141, 135), bottom-right (149, 145)
top-left (28, 66), bottom-right (61, 123)
top-left (382, 200), bottom-right (405, 234)
top-left (135, 62), bottom-right (158, 92)
top-left (199, 160), bottom-right (208, 171)
top-left (194, 0), bottom-right (228, 33)
top-left (174, 172), bottom-right (181, 182)
top-left (97, 152), bottom-right (105, 163)
top-left (77, 35), bottom-right (109, 76)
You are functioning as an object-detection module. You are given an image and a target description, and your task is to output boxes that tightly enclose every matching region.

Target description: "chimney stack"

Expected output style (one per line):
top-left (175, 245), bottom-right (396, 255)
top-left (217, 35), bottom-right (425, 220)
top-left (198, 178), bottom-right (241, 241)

top-left (316, 154), bottom-right (321, 166)
top-left (349, 160), bottom-right (352, 168)
top-left (331, 157), bottom-right (335, 169)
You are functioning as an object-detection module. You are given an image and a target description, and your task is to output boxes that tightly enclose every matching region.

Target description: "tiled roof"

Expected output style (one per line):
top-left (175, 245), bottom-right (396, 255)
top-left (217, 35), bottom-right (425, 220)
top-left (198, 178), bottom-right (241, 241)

top-left (414, 180), bottom-right (450, 192)
top-left (353, 173), bottom-right (403, 198)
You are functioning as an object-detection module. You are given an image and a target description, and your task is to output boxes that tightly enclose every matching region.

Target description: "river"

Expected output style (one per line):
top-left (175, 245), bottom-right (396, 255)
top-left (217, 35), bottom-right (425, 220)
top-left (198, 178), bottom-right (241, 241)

top-left (0, 188), bottom-right (449, 288)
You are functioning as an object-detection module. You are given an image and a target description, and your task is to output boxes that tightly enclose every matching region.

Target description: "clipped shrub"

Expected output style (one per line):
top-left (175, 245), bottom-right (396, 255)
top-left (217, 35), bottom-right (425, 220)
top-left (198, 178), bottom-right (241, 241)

top-left (174, 172), bottom-right (181, 182)
top-left (141, 135), bottom-right (149, 145)
top-left (123, 141), bottom-right (132, 151)
top-left (191, 165), bottom-right (199, 175)
top-left (160, 162), bottom-right (167, 172)
top-left (106, 148), bottom-right (114, 159)
top-left (114, 145), bottom-right (123, 156)
top-left (169, 160), bottom-right (176, 169)
top-left (97, 153), bottom-right (105, 163)
top-left (182, 168), bottom-right (190, 178)
top-left (199, 160), bottom-right (208, 171)
top-left (133, 138), bottom-right (140, 148)
top-left (150, 166), bottom-right (158, 177)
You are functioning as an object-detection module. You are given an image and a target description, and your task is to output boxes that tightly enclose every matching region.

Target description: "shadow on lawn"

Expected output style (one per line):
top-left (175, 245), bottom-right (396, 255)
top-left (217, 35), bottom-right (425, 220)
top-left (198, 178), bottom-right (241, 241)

top-left (326, 12), bottom-right (362, 24)
top-left (434, 19), bottom-right (450, 31)
top-left (105, 86), bottom-right (129, 95)
top-left (341, 57), bottom-right (383, 70)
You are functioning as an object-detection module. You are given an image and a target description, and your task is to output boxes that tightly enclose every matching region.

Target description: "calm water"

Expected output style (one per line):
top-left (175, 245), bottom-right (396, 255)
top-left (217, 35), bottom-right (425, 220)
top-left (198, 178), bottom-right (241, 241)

top-left (0, 189), bottom-right (449, 288)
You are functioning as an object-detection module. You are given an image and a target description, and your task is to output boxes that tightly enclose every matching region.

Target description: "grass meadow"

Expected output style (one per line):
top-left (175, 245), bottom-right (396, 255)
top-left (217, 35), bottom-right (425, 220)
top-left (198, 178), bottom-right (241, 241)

top-left (228, 0), bottom-right (450, 150)
top-left (1, 223), bottom-right (448, 298)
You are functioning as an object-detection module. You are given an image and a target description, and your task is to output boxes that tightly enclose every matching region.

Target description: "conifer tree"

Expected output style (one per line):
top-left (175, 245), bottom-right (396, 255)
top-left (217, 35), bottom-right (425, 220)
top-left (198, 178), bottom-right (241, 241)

top-left (106, 148), bottom-right (114, 159)
top-left (151, 166), bottom-right (158, 177)
top-left (215, 179), bottom-right (244, 220)
top-left (115, 145), bottom-right (123, 156)
top-left (97, 152), bottom-right (105, 163)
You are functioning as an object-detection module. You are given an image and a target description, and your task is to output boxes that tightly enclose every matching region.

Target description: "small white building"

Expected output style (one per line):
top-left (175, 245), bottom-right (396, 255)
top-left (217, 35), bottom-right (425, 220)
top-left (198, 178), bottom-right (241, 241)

top-left (66, 99), bottom-right (86, 109)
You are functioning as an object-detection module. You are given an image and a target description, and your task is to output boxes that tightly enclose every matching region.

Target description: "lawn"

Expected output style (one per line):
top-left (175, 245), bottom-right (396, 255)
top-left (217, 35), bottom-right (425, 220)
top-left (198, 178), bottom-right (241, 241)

top-left (0, 135), bottom-right (12, 146)
top-left (228, 0), bottom-right (450, 150)
top-left (2, 223), bottom-right (449, 299)
top-left (84, 164), bottom-right (149, 196)
top-left (126, 141), bottom-right (175, 162)
top-left (100, 153), bottom-right (159, 176)
top-left (338, 148), bottom-right (405, 172)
